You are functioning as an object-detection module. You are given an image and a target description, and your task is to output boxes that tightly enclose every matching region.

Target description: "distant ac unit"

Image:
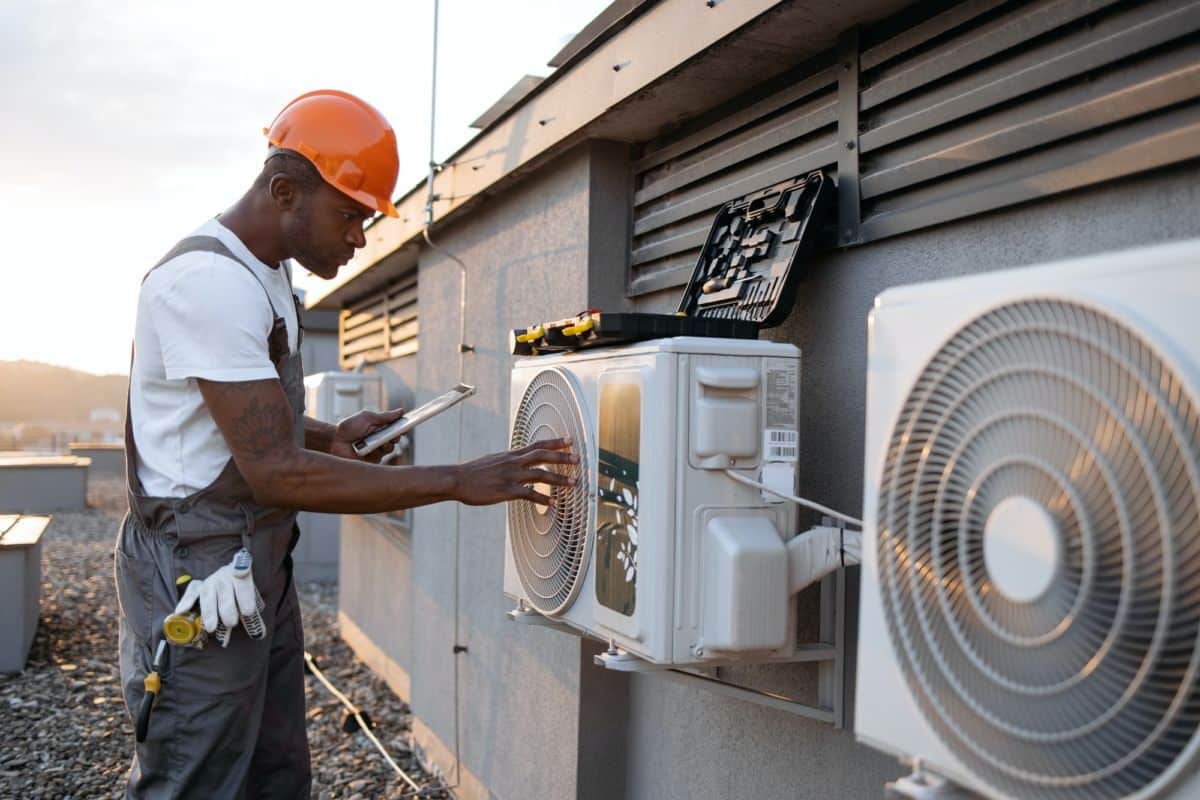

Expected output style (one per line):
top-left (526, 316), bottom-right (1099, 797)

top-left (299, 371), bottom-right (387, 582)
top-left (304, 372), bottom-right (385, 424)
top-left (856, 240), bottom-right (1200, 800)
top-left (503, 337), bottom-right (810, 667)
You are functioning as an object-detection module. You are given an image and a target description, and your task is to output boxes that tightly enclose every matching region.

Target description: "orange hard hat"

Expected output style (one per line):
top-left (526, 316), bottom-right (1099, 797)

top-left (264, 90), bottom-right (400, 217)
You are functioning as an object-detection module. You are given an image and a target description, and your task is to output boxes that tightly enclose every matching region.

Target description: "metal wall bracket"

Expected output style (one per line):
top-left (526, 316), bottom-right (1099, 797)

top-left (885, 760), bottom-right (981, 799)
top-left (594, 647), bottom-right (837, 723)
top-left (593, 647), bottom-right (671, 672)
top-left (593, 585), bottom-right (848, 727)
top-left (837, 27), bottom-right (862, 247)
top-left (507, 606), bottom-right (577, 633)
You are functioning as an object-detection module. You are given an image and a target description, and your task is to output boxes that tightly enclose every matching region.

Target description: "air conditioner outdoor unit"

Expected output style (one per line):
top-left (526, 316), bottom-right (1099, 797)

top-left (856, 239), bottom-right (1200, 800)
top-left (304, 371), bottom-right (385, 424)
top-left (298, 371), bottom-right (386, 582)
top-left (503, 336), bottom-right (812, 668)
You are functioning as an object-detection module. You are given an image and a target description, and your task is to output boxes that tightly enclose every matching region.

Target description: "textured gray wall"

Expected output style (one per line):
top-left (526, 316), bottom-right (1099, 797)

top-left (406, 144), bottom-right (603, 800)
top-left (338, 355), bottom-right (419, 674)
top-left (625, 163), bottom-right (1200, 799)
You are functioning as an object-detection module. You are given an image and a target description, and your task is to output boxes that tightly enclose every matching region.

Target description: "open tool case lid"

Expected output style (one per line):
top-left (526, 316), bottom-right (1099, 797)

top-left (510, 170), bottom-right (832, 356)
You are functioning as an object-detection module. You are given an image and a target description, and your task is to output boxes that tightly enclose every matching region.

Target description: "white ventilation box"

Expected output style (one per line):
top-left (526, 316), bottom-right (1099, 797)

top-left (304, 372), bottom-right (385, 424)
top-left (504, 337), bottom-right (804, 667)
top-left (299, 371), bottom-right (385, 582)
top-left (856, 239), bottom-right (1200, 799)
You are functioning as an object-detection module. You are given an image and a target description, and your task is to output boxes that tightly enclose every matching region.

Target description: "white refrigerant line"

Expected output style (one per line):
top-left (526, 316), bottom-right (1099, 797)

top-left (722, 468), bottom-right (864, 528)
top-left (302, 651), bottom-right (426, 795)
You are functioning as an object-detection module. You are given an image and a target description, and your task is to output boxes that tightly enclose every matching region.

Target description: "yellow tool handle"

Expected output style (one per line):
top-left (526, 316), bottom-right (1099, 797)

top-left (515, 326), bottom-right (544, 343)
top-left (563, 317), bottom-right (594, 337)
top-left (136, 640), bottom-right (167, 743)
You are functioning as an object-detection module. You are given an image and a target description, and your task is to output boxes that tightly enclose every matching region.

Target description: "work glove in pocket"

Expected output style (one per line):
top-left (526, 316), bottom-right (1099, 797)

top-left (174, 548), bottom-right (267, 647)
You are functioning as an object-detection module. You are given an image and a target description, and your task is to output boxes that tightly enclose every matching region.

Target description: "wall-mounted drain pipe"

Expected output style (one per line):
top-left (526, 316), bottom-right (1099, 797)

top-left (421, 0), bottom-right (470, 790)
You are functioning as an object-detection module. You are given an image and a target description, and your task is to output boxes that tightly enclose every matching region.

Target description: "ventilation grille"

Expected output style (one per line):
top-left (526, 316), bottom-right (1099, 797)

top-left (876, 299), bottom-right (1200, 799)
top-left (339, 272), bottom-right (418, 369)
top-left (627, 0), bottom-right (1200, 296)
top-left (630, 66), bottom-right (839, 296)
top-left (508, 368), bottom-right (592, 616)
top-left (857, 0), bottom-right (1200, 243)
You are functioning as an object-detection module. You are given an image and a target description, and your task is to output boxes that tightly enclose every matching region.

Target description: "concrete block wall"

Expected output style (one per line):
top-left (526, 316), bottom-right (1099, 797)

top-left (0, 516), bottom-right (49, 674)
top-left (0, 457), bottom-right (89, 513)
top-left (68, 444), bottom-right (124, 479)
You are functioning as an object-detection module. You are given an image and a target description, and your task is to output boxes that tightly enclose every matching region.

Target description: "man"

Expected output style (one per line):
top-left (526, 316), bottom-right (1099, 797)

top-left (115, 90), bottom-right (574, 798)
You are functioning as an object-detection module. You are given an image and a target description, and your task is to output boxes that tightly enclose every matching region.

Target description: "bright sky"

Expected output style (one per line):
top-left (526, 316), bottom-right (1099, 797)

top-left (0, 0), bottom-right (610, 376)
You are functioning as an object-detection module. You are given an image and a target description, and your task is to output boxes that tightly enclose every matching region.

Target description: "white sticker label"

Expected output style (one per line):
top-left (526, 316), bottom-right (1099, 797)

top-left (764, 359), bottom-right (798, 429)
top-left (765, 429), bottom-right (799, 462)
top-left (764, 358), bottom-right (798, 461)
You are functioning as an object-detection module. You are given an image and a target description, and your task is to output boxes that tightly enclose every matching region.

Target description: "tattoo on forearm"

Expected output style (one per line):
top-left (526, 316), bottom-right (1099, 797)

top-left (303, 417), bottom-right (336, 452)
top-left (230, 395), bottom-right (291, 460)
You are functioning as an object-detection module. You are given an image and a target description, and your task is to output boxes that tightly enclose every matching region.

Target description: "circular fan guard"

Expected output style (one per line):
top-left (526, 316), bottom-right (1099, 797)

top-left (508, 368), bottom-right (592, 616)
top-left (876, 299), bottom-right (1200, 799)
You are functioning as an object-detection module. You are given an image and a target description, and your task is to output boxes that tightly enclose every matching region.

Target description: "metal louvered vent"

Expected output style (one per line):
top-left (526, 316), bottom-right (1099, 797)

top-left (876, 299), bottom-right (1200, 799)
top-left (508, 368), bottom-right (592, 616)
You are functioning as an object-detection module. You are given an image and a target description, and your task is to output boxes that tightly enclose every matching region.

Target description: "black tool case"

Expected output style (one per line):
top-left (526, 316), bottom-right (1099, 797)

top-left (510, 170), bottom-right (832, 356)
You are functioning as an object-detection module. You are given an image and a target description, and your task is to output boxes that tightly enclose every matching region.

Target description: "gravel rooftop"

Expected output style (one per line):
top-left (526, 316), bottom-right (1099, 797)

top-left (0, 477), bottom-right (451, 799)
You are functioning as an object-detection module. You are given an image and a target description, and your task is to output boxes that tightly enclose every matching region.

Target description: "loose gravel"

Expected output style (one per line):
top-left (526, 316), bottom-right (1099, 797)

top-left (0, 478), bottom-right (450, 799)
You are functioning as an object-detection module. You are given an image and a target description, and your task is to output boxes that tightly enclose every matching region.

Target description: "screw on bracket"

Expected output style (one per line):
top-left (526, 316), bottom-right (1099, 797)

top-left (453, 644), bottom-right (468, 654)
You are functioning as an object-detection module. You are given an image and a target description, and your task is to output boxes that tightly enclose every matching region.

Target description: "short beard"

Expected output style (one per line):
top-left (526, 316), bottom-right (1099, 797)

top-left (281, 200), bottom-right (328, 274)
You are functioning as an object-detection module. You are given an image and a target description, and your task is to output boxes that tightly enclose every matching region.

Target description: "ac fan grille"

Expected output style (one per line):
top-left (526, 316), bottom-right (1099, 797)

top-left (508, 368), bottom-right (592, 616)
top-left (876, 299), bottom-right (1200, 799)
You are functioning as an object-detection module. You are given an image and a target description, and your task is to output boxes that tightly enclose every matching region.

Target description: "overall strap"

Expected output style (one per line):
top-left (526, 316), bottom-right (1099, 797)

top-left (146, 235), bottom-right (281, 317)
top-left (125, 235), bottom-right (289, 522)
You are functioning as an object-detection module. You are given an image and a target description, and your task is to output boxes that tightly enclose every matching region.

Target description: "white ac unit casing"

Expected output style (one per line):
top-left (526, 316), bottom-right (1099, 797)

top-left (304, 372), bottom-right (385, 423)
top-left (504, 337), bottom-right (802, 667)
top-left (298, 371), bottom-right (386, 581)
top-left (856, 240), bottom-right (1200, 800)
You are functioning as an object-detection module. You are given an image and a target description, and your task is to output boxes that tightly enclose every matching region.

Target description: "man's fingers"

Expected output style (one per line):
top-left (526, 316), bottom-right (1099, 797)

top-left (519, 448), bottom-right (579, 467)
top-left (363, 407), bottom-right (405, 430)
top-left (516, 437), bottom-right (573, 455)
top-left (522, 467), bottom-right (575, 487)
top-left (523, 486), bottom-right (555, 506)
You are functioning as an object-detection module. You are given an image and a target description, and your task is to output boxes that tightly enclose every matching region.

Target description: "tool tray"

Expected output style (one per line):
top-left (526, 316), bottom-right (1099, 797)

top-left (510, 170), bottom-right (832, 356)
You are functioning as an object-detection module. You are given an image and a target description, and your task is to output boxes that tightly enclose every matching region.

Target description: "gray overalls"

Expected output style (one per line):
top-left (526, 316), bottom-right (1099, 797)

top-left (115, 236), bottom-right (311, 798)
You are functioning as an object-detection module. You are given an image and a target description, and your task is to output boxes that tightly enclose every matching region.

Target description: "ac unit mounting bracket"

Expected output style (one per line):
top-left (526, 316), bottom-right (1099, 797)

top-left (506, 606), bottom-right (577, 633)
top-left (593, 647), bottom-right (671, 672)
top-left (885, 761), bottom-right (979, 799)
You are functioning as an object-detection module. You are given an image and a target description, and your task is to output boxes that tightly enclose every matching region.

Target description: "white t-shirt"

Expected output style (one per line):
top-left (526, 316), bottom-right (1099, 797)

top-left (130, 218), bottom-right (300, 498)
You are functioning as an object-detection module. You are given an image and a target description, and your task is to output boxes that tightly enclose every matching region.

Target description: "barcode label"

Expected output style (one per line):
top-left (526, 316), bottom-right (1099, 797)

top-left (765, 429), bottom-right (798, 462)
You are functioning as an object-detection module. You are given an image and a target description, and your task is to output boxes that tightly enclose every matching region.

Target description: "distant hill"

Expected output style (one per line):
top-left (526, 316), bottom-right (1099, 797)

top-left (0, 361), bottom-right (127, 423)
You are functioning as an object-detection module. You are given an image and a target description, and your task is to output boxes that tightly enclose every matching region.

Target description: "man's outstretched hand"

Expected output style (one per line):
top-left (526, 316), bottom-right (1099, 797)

top-left (330, 407), bottom-right (406, 462)
top-left (455, 437), bottom-right (578, 507)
